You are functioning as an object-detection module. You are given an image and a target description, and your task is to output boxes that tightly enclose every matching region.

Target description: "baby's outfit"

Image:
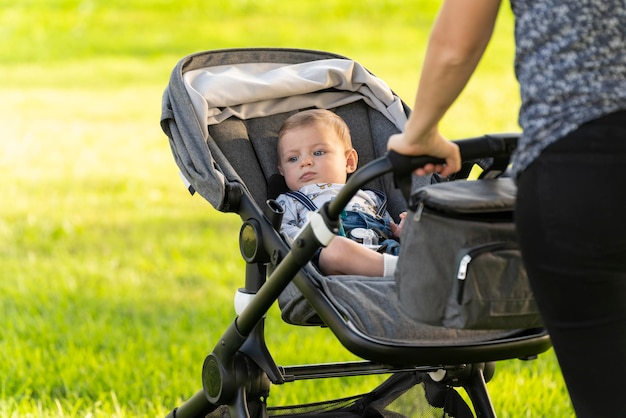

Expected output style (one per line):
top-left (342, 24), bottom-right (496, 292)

top-left (276, 183), bottom-right (400, 276)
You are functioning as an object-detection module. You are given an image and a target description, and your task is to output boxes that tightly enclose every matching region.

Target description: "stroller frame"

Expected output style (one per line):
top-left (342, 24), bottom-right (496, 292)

top-left (160, 48), bottom-right (551, 418)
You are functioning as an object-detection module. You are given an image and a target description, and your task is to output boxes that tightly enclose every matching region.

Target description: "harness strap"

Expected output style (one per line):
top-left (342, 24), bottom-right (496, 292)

top-left (285, 190), bottom-right (318, 211)
top-left (285, 189), bottom-right (388, 239)
top-left (370, 189), bottom-right (388, 217)
top-left (286, 189), bottom-right (388, 215)
top-left (285, 190), bottom-right (346, 237)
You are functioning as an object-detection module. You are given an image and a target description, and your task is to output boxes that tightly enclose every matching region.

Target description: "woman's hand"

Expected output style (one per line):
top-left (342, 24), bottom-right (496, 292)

top-left (387, 130), bottom-right (461, 177)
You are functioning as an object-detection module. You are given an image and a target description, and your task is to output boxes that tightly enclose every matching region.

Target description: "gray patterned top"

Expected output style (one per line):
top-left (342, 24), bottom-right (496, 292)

top-left (509, 0), bottom-right (626, 177)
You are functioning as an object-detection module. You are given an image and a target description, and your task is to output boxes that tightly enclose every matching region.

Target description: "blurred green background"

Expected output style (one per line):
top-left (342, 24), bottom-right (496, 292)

top-left (0, 1), bottom-right (572, 416)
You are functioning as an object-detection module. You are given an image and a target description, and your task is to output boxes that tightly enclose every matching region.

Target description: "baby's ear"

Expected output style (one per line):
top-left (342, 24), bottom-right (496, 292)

top-left (345, 148), bottom-right (358, 173)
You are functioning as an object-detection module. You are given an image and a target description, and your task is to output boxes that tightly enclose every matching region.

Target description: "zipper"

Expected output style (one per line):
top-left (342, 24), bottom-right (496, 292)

top-left (456, 241), bottom-right (519, 304)
top-left (412, 202), bottom-right (425, 222)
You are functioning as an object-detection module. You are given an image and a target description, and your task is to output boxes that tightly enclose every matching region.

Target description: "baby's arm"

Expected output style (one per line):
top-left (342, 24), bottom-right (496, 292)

top-left (390, 211), bottom-right (407, 238)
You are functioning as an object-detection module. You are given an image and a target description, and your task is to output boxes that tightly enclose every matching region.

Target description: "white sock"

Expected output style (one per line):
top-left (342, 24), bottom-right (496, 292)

top-left (383, 253), bottom-right (398, 277)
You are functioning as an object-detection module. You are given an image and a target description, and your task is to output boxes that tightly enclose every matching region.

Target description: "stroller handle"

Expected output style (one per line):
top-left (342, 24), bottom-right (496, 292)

top-left (327, 133), bottom-right (519, 220)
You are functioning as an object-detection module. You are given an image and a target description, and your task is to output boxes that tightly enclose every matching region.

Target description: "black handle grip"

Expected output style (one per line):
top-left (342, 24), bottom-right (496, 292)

top-left (388, 133), bottom-right (519, 200)
top-left (456, 133), bottom-right (518, 160)
top-left (388, 133), bottom-right (518, 173)
top-left (328, 133), bottom-right (519, 218)
top-left (386, 150), bottom-right (443, 200)
top-left (386, 150), bottom-right (444, 177)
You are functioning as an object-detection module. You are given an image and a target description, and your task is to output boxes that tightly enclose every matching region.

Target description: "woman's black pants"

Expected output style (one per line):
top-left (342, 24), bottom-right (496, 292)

top-left (516, 110), bottom-right (626, 418)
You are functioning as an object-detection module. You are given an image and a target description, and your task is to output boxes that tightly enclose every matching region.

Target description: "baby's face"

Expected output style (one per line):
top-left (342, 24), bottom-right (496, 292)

top-left (278, 124), bottom-right (356, 190)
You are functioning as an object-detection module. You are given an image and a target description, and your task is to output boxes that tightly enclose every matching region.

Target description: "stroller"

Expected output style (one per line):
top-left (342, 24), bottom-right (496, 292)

top-left (160, 48), bottom-right (551, 418)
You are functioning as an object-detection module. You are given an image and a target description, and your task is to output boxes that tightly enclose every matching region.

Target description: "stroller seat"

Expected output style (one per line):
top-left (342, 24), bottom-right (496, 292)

top-left (160, 48), bottom-right (551, 418)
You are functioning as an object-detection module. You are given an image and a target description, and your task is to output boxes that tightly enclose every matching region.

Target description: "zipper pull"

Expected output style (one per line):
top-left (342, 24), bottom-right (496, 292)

top-left (457, 254), bottom-right (472, 280)
top-left (413, 202), bottom-right (424, 222)
top-left (456, 254), bottom-right (472, 304)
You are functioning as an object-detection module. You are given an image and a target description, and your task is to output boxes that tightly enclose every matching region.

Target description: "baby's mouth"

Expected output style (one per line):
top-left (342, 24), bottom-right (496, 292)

top-left (300, 172), bottom-right (316, 182)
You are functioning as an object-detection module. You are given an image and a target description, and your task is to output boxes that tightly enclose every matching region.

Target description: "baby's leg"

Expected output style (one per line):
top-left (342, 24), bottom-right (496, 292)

top-left (318, 236), bottom-right (396, 276)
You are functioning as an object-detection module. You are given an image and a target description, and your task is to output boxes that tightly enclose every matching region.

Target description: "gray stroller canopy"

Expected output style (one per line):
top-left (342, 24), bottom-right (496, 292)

top-left (161, 49), bottom-right (407, 211)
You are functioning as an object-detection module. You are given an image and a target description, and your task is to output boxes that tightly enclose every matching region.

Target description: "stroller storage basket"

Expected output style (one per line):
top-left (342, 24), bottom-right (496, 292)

top-left (397, 178), bottom-right (543, 330)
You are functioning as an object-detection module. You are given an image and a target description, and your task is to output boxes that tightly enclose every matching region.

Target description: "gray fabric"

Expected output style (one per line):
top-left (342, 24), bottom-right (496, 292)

top-left (183, 59), bottom-right (407, 132)
top-left (321, 275), bottom-right (520, 343)
top-left (161, 57), bottom-right (227, 209)
top-left (277, 260), bottom-right (520, 343)
top-left (411, 178), bottom-right (517, 214)
top-left (396, 179), bottom-right (542, 329)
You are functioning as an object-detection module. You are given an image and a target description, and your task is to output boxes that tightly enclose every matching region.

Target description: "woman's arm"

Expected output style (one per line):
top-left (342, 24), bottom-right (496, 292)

top-left (388, 0), bottom-right (502, 176)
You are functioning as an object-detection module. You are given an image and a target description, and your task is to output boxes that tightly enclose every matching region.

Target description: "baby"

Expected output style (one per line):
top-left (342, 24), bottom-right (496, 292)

top-left (275, 109), bottom-right (405, 277)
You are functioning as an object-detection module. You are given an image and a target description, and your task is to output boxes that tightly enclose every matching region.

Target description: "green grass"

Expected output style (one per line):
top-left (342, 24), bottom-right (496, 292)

top-left (1, 0), bottom-right (573, 416)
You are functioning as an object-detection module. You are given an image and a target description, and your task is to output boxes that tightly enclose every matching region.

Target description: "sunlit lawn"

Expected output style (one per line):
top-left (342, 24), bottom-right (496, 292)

top-left (1, 1), bottom-right (573, 416)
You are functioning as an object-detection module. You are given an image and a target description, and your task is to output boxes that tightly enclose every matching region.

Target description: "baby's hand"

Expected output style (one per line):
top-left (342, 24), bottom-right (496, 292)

top-left (391, 212), bottom-right (407, 238)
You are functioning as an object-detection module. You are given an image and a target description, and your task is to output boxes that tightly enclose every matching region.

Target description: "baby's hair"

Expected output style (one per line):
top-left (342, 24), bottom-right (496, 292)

top-left (278, 109), bottom-right (352, 149)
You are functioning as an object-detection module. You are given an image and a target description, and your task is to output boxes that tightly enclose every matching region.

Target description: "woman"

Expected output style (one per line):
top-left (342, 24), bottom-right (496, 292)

top-left (388, 1), bottom-right (626, 416)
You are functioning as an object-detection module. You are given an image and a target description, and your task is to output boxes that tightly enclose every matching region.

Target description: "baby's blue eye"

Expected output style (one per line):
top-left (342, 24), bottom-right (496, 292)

top-left (313, 150), bottom-right (325, 156)
top-left (287, 156), bottom-right (298, 163)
